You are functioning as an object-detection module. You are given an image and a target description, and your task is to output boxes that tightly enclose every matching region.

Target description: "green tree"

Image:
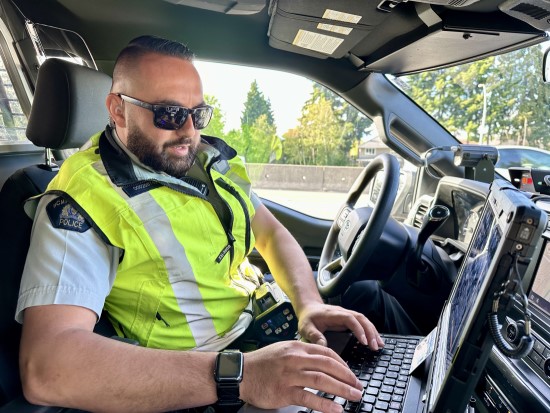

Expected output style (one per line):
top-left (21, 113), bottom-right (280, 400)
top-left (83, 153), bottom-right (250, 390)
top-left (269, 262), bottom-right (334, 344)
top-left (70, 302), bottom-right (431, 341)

top-left (201, 94), bottom-right (226, 139)
top-left (283, 92), bottom-right (346, 165)
top-left (245, 114), bottom-right (281, 163)
top-left (223, 128), bottom-right (244, 154)
top-left (241, 80), bottom-right (275, 128)
top-left (312, 83), bottom-right (372, 160)
top-left (404, 44), bottom-right (550, 149)
top-left (223, 117), bottom-right (281, 163)
top-left (403, 59), bottom-right (494, 142)
top-left (496, 48), bottom-right (550, 148)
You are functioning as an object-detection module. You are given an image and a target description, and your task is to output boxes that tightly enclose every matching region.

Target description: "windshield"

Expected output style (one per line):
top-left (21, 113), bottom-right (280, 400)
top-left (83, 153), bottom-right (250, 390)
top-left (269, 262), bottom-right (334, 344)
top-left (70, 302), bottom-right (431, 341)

top-left (393, 42), bottom-right (550, 181)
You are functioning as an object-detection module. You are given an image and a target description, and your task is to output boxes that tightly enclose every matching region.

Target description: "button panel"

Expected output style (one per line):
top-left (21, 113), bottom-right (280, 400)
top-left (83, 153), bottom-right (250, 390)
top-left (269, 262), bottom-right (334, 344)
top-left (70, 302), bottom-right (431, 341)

top-left (527, 334), bottom-right (550, 379)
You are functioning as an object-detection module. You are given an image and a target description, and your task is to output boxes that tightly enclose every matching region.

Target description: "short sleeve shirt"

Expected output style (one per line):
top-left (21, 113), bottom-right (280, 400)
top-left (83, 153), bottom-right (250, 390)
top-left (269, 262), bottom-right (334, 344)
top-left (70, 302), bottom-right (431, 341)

top-left (16, 193), bottom-right (120, 323)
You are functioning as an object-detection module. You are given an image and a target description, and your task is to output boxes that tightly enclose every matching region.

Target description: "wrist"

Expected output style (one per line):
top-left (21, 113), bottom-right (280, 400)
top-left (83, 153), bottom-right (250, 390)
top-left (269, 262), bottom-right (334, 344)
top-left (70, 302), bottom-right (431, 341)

top-left (294, 299), bottom-right (324, 318)
top-left (239, 352), bottom-right (255, 405)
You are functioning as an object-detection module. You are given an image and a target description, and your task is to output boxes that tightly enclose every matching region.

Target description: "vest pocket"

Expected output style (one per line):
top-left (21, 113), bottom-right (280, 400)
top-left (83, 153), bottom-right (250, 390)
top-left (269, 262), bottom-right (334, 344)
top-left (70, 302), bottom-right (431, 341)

top-left (129, 280), bottom-right (165, 346)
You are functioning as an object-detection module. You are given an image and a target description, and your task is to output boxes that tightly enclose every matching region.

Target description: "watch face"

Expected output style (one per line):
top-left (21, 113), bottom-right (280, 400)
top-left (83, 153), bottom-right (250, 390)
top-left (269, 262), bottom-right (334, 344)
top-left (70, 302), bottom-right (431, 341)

top-left (216, 351), bottom-right (243, 382)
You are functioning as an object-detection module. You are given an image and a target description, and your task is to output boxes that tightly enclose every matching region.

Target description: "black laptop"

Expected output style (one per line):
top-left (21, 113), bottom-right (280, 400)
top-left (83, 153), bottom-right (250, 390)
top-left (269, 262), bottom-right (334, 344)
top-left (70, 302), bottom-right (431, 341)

top-left (243, 179), bottom-right (547, 413)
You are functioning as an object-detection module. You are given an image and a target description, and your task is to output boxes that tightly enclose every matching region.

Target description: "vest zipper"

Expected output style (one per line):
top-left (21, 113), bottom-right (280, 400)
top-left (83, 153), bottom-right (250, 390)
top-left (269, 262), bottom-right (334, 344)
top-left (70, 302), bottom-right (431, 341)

top-left (206, 158), bottom-right (235, 266)
top-left (215, 177), bottom-right (256, 296)
top-left (216, 232), bottom-right (235, 264)
top-left (215, 178), bottom-right (251, 256)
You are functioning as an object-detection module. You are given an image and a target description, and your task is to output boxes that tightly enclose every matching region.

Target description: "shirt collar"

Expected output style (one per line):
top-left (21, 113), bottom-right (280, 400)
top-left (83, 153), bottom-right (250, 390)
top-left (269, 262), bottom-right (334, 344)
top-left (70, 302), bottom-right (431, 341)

top-left (98, 126), bottom-right (237, 188)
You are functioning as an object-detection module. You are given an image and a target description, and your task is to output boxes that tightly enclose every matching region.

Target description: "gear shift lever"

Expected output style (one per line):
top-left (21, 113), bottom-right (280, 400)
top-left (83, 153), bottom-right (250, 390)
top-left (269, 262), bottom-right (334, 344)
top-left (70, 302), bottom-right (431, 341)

top-left (415, 205), bottom-right (450, 270)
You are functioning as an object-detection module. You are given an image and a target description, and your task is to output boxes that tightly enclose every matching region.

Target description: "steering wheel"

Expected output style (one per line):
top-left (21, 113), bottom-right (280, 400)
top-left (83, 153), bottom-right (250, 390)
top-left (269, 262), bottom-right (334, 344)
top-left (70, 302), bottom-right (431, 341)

top-left (317, 153), bottom-right (401, 297)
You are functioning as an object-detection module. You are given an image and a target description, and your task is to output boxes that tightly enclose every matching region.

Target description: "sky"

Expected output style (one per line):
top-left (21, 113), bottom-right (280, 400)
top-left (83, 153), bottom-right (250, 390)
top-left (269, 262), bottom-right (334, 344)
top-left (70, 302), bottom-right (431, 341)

top-left (194, 60), bottom-right (314, 136)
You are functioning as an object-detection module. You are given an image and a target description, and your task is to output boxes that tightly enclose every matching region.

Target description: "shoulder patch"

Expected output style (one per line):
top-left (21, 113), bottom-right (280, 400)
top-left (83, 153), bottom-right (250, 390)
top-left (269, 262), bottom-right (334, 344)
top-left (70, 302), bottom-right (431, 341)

top-left (46, 196), bottom-right (91, 233)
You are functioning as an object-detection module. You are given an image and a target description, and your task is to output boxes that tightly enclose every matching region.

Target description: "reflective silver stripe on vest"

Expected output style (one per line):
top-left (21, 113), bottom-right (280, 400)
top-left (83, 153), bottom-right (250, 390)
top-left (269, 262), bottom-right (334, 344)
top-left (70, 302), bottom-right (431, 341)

top-left (193, 301), bottom-right (253, 352)
top-left (125, 190), bottom-right (252, 350)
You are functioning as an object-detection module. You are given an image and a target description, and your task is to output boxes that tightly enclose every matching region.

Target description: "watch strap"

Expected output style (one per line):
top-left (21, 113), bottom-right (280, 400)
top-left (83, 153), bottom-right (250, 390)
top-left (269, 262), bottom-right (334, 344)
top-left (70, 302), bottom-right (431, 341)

top-left (216, 382), bottom-right (242, 406)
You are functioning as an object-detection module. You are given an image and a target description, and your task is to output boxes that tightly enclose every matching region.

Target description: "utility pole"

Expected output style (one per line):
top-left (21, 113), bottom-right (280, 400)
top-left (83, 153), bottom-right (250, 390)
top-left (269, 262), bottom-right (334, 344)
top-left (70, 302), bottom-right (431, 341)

top-left (478, 83), bottom-right (487, 144)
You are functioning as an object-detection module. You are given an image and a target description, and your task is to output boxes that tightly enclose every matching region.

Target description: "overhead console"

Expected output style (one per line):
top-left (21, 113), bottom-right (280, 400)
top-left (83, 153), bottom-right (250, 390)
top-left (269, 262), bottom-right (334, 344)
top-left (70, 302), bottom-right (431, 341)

top-left (267, 0), bottom-right (547, 74)
top-left (267, 0), bottom-right (390, 59)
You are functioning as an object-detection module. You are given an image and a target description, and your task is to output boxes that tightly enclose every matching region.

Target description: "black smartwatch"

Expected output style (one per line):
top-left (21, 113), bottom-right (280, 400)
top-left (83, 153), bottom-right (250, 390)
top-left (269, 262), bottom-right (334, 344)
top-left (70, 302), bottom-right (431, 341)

top-left (214, 350), bottom-right (244, 407)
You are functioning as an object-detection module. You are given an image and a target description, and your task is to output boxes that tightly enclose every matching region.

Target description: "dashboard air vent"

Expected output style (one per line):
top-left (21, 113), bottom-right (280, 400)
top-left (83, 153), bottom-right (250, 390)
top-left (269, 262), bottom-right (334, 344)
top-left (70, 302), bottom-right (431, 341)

top-left (413, 202), bottom-right (429, 228)
top-left (405, 194), bottom-right (434, 227)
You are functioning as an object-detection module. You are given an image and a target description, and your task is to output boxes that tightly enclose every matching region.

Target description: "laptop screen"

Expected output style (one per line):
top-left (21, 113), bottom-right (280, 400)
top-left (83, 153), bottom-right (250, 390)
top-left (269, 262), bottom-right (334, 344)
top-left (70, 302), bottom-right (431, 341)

top-left (528, 239), bottom-right (550, 317)
top-left (427, 201), bottom-right (501, 408)
top-left (447, 204), bottom-right (501, 359)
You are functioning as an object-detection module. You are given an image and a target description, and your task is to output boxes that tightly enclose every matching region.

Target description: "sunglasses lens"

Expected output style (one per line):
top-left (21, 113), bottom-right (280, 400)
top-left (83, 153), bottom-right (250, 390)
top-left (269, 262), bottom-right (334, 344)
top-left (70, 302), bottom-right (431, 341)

top-left (153, 106), bottom-right (188, 130)
top-left (152, 105), bottom-right (213, 130)
top-left (192, 107), bottom-right (213, 130)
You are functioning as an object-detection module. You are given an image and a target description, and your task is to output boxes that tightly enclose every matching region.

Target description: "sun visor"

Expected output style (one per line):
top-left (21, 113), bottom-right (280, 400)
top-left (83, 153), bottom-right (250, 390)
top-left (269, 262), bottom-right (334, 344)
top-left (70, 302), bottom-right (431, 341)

top-left (267, 0), bottom-right (389, 59)
top-left (358, 7), bottom-right (547, 74)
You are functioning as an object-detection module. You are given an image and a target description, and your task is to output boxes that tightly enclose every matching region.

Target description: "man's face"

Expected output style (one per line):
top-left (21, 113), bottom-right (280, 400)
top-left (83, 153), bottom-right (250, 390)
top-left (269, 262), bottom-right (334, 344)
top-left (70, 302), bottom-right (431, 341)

top-left (125, 121), bottom-right (199, 177)
top-left (115, 53), bottom-right (205, 177)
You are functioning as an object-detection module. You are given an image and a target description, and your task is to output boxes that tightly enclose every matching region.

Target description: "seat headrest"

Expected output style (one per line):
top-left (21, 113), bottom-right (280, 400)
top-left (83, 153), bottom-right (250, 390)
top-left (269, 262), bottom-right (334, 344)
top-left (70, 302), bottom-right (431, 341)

top-left (26, 58), bottom-right (112, 150)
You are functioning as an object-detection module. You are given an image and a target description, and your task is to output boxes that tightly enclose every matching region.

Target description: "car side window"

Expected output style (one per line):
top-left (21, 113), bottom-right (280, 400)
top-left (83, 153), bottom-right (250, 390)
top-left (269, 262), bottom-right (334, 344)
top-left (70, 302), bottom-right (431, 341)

top-left (0, 20), bottom-right (29, 145)
top-left (497, 149), bottom-right (518, 169)
top-left (0, 55), bottom-right (27, 144)
top-left (196, 61), bottom-right (411, 220)
top-left (522, 150), bottom-right (550, 167)
top-left (0, 20), bottom-right (96, 147)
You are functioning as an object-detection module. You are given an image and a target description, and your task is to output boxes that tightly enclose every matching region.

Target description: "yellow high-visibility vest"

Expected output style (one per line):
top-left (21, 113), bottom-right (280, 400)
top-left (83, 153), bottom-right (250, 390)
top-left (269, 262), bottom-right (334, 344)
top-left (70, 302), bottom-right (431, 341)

top-left (45, 129), bottom-right (259, 350)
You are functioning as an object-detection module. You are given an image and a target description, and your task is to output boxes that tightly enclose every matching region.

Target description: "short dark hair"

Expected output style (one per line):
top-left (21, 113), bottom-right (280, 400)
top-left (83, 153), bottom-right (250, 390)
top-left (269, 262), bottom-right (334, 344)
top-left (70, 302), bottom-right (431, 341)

top-left (111, 35), bottom-right (194, 90)
top-left (121, 35), bottom-right (194, 60)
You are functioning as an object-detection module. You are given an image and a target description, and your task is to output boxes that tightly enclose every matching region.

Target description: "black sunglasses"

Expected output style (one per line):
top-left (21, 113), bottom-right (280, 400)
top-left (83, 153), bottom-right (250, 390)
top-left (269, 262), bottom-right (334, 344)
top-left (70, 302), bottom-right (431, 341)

top-left (117, 94), bottom-right (213, 130)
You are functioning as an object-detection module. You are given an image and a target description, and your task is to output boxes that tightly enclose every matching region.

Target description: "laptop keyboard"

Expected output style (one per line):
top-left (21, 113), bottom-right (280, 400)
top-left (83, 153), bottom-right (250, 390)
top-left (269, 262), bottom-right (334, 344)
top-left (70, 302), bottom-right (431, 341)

top-left (314, 335), bottom-right (419, 413)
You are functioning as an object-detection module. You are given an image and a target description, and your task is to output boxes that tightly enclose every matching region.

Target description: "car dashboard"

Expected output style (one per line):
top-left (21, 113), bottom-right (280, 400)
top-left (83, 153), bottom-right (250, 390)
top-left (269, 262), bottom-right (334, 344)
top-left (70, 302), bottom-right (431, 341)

top-left (409, 176), bottom-right (491, 252)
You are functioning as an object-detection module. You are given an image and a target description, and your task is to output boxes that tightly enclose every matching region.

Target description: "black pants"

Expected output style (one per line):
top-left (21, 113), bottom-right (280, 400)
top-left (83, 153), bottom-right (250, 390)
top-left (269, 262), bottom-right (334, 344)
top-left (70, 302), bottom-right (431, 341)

top-left (341, 280), bottom-right (423, 336)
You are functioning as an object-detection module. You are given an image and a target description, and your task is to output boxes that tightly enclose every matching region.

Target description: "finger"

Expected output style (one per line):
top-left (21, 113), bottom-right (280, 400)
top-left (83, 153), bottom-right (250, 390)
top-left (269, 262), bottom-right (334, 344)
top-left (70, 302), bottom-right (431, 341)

top-left (333, 309), bottom-right (382, 350)
top-left (289, 387), bottom-right (345, 413)
top-left (301, 341), bottom-right (349, 367)
top-left (353, 313), bottom-right (384, 350)
top-left (329, 311), bottom-right (370, 347)
top-left (301, 323), bottom-right (328, 347)
top-left (287, 350), bottom-right (362, 390)
top-left (291, 371), bottom-right (363, 404)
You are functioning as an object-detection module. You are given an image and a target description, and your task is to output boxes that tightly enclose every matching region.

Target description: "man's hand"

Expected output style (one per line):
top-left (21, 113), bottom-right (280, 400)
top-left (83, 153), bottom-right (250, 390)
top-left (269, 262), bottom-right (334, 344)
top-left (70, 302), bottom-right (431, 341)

top-left (241, 341), bottom-right (363, 413)
top-left (297, 303), bottom-right (384, 350)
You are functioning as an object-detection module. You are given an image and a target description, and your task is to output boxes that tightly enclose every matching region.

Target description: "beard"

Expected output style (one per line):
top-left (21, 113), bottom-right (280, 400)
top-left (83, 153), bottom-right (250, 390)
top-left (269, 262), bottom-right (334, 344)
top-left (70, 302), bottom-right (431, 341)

top-left (126, 123), bottom-right (199, 178)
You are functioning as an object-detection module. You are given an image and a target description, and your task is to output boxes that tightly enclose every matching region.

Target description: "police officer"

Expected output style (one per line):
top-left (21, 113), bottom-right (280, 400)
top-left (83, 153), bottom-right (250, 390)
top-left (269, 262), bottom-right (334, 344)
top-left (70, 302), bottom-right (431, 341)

top-left (17, 35), bottom-right (383, 413)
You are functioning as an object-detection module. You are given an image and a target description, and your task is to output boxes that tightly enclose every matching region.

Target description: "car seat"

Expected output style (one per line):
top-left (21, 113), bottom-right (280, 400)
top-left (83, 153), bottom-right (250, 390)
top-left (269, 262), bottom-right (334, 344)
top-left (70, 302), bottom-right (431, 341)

top-left (0, 58), bottom-right (111, 411)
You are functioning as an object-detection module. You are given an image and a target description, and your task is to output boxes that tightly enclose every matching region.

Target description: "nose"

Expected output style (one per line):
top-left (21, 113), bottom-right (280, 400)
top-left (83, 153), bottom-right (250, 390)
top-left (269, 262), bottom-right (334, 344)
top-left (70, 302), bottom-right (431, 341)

top-left (177, 113), bottom-right (197, 136)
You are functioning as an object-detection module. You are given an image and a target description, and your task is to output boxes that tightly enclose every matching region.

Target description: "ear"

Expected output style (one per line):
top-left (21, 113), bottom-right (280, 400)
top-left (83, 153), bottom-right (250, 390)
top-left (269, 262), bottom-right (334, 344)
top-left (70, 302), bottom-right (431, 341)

top-left (106, 93), bottom-right (126, 127)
